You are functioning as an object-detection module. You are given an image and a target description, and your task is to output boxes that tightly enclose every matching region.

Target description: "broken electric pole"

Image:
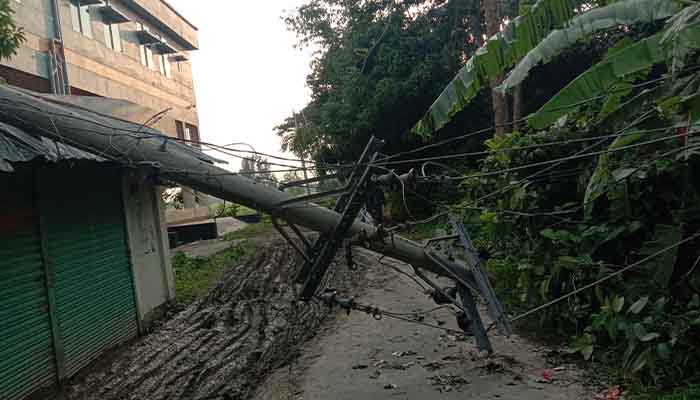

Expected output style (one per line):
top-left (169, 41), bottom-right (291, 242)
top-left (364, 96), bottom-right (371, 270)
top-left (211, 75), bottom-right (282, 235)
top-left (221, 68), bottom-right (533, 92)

top-left (0, 85), bottom-right (511, 352)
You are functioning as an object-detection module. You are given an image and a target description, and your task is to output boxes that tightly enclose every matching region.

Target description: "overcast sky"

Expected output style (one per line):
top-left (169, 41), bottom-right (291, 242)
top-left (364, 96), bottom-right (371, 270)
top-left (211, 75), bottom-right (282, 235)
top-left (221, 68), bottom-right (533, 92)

top-left (168, 1), bottom-right (314, 171)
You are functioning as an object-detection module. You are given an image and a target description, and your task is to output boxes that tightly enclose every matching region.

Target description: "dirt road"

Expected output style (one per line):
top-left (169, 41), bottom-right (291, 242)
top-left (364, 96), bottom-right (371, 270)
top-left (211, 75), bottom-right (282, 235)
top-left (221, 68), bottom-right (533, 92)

top-left (56, 240), bottom-right (589, 400)
top-left (255, 249), bottom-right (590, 400)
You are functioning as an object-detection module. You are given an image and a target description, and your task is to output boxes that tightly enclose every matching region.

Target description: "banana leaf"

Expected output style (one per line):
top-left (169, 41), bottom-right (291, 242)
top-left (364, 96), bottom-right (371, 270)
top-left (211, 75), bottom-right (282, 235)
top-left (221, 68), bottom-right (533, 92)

top-left (527, 33), bottom-right (666, 129)
top-left (501, 0), bottom-right (682, 93)
top-left (528, 24), bottom-right (700, 129)
top-left (411, 0), bottom-right (582, 137)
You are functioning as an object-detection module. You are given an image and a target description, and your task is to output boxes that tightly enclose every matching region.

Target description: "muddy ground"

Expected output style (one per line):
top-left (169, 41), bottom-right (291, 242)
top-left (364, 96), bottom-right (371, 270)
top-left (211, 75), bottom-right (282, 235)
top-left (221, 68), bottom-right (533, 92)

top-left (57, 240), bottom-right (368, 400)
top-left (56, 239), bottom-right (591, 400)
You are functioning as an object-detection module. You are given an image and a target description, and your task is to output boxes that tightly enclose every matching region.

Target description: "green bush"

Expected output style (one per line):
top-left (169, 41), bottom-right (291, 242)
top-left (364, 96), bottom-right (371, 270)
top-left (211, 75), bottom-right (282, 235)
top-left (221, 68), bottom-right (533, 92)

top-left (214, 203), bottom-right (240, 218)
top-left (458, 121), bottom-right (700, 387)
top-left (172, 244), bottom-right (247, 304)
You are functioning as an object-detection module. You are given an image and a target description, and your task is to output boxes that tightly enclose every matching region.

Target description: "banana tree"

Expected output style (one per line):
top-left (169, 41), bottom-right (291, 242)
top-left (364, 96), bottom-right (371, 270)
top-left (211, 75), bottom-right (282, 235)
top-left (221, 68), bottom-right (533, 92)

top-left (412, 0), bottom-right (697, 137)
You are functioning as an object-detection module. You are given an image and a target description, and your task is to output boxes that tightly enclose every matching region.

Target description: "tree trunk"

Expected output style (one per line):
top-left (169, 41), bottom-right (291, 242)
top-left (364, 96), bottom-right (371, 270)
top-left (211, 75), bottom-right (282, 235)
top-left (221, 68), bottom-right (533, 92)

top-left (511, 0), bottom-right (523, 132)
top-left (484, 0), bottom-right (508, 137)
top-left (512, 85), bottom-right (523, 131)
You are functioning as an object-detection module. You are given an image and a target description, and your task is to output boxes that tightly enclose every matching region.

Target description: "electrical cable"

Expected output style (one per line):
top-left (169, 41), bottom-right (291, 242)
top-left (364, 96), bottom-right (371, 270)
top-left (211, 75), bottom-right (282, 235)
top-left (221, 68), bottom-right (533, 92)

top-left (6, 64), bottom-right (696, 175)
top-left (445, 131), bottom-right (686, 182)
top-left (375, 123), bottom-right (700, 168)
top-left (161, 121), bottom-right (688, 179)
top-left (2, 66), bottom-right (693, 183)
top-left (505, 231), bottom-right (700, 324)
top-left (377, 256), bottom-right (430, 292)
top-left (378, 67), bottom-right (700, 165)
top-left (463, 110), bottom-right (657, 209)
top-left (348, 300), bottom-right (465, 335)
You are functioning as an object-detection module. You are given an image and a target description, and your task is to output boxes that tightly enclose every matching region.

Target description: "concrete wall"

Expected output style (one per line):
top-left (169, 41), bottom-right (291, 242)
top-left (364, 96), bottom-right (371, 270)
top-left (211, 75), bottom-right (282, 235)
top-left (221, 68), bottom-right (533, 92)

top-left (122, 173), bottom-right (175, 329)
top-left (58, 0), bottom-right (199, 134)
top-left (166, 205), bottom-right (212, 225)
top-left (121, 0), bottom-right (199, 49)
top-left (0, 0), bottom-right (200, 138)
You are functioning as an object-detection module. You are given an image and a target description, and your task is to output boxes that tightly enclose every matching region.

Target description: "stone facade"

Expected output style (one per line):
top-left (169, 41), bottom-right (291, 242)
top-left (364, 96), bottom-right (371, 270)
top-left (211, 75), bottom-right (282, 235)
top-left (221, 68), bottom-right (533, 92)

top-left (1, 0), bottom-right (199, 139)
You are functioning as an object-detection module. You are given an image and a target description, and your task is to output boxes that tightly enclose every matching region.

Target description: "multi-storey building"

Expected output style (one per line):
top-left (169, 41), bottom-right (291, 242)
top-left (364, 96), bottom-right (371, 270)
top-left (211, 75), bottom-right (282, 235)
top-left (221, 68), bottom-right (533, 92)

top-left (1, 0), bottom-right (201, 150)
top-left (0, 3), bottom-right (205, 399)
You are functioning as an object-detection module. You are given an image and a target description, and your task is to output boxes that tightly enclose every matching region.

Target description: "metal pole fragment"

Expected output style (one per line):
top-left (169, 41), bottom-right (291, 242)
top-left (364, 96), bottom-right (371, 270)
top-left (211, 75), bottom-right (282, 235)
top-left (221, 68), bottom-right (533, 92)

top-left (448, 214), bottom-right (513, 336)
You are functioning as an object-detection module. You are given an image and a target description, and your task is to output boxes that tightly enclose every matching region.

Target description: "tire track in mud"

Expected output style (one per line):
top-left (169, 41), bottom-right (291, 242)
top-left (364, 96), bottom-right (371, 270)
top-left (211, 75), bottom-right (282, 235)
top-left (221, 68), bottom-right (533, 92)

top-left (61, 240), bottom-right (364, 400)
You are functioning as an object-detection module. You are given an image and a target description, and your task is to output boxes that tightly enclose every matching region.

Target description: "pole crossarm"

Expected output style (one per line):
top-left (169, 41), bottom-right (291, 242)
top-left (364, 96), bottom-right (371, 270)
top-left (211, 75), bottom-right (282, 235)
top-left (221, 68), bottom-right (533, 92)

top-left (278, 173), bottom-right (342, 191)
top-left (296, 136), bottom-right (384, 300)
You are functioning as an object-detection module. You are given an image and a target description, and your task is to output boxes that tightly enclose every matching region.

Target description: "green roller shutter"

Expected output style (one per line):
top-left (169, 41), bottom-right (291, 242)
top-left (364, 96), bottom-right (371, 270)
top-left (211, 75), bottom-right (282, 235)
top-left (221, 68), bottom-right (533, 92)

top-left (0, 168), bottom-right (58, 399)
top-left (39, 165), bottom-right (138, 377)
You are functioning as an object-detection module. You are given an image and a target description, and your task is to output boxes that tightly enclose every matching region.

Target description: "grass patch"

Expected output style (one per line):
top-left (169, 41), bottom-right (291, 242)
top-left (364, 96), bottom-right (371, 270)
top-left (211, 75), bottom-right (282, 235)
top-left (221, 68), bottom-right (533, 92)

top-left (236, 205), bottom-right (258, 216)
top-left (630, 384), bottom-right (700, 400)
top-left (223, 222), bottom-right (274, 241)
top-left (173, 243), bottom-right (248, 304)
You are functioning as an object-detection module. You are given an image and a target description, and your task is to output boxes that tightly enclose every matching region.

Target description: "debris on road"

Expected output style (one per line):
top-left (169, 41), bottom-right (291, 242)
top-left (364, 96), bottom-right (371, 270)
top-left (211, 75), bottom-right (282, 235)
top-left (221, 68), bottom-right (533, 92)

top-left (537, 370), bottom-right (554, 384)
top-left (401, 361), bottom-right (416, 369)
top-left (479, 361), bottom-right (505, 374)
top-left (428, 374), bottom-right (470, 392)
top-left (423, 361), bottom-right (445, 371)
top-left (596, 386), bottom-right (623, 400)
top-left (373, 359), bottom-right (415, 370)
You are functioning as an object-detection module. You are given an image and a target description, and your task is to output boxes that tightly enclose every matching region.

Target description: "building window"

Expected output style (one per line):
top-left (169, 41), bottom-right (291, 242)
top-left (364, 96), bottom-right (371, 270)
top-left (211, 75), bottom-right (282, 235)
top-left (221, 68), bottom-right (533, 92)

top-left (104, 23), bottom-right (122, 52)
top-left (175, 121), bottom-right (185, 140)
top-left (158, 54), bottom-right (171, 78)
top-left (137, 22), bottom-right (155, 69)
top-left (185, 124), bottom-right (200, 147)
top-left (69, 1), bottom-right (93, 38)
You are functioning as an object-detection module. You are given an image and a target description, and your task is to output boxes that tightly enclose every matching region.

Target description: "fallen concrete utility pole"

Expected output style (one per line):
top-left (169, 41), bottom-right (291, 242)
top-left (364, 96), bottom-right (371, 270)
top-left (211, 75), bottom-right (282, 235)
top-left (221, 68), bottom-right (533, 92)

top-left (0, 85), bottom-right (467, 281)
top-left (0, 85), bottom-right (511, 352)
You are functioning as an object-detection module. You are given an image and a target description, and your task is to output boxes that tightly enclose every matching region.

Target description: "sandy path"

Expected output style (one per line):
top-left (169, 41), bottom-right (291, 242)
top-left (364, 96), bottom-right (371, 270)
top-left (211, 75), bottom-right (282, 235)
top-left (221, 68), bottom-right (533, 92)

top-left (255, 249), bottom-right (590, 400)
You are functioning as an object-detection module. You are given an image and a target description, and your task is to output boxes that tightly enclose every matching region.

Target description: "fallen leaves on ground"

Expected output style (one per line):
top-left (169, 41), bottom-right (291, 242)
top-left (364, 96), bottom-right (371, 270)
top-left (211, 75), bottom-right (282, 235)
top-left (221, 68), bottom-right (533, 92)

top-left (596, 386), bottom-right (623, 400)
top-left (428, 374), bottom-right (470, 392)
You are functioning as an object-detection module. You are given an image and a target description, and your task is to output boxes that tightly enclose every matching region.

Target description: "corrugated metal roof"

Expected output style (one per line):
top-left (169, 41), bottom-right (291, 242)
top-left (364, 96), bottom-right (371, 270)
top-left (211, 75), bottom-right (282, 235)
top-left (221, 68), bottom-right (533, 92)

top-left (0, 122), bottom-right (106, 172)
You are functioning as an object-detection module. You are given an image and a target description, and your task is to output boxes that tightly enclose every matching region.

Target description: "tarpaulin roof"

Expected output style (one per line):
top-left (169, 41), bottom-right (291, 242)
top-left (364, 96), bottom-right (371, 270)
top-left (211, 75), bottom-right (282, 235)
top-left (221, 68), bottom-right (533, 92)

top-left (0, 121), bottom-right (106, 172)
top-left (0, 89), bottom-right (224, 173)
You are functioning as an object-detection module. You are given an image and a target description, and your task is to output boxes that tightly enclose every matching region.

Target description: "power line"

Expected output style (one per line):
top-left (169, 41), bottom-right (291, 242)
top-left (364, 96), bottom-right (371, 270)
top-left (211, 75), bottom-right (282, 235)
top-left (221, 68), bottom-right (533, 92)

top-left (164, 119), bottom-right (690, 179)
top-left (508, 232), bottom-right (700, 323)
top-left (1, 67), bottom-right (691, 180)
top-left (462, 111), bottom-right (654, 211)
top-left (375, 123), bottom-right (700, 168)
top-left (377, 255), bottom-right (430, 292)
top-left (447, 131), bottom-right (687, 182)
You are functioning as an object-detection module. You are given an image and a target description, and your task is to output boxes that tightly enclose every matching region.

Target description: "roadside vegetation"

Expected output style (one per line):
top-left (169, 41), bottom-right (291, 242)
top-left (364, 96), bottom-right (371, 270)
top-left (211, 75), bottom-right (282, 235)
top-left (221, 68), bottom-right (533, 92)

top-left (0, 0), bottom-right (24, 61)
top-left (172, 244), bottom-right (248, 304)
top-left (223, 220), bottom-right (274, 241)
top-left (282, 0), bottom-right (700, 396)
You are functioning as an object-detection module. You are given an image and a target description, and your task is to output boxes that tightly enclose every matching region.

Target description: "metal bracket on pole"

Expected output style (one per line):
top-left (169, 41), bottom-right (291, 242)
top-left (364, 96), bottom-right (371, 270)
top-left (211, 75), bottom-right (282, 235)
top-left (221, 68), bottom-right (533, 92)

top-left (278, 173), bottom-right (342, 192)
top-left (296, 136), bottom-right (384, 301)
top-left (448, 214), bottom-right (512, 336)
top-left (276, 186), bottom-right (349, 208)
top-left (271, 217), bottom-right (312, 264)
top-left (425, 252), bottom-right (492, 353)
top-left (457, 284), bottom-right (493, 353)
top-left (419, 215), bottom-right (512, 353)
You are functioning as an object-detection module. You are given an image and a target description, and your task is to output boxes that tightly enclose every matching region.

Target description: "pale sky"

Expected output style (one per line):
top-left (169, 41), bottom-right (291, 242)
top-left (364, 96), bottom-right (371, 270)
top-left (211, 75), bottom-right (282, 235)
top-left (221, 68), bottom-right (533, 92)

top-left (168, 1), bottom-right (315, 172)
